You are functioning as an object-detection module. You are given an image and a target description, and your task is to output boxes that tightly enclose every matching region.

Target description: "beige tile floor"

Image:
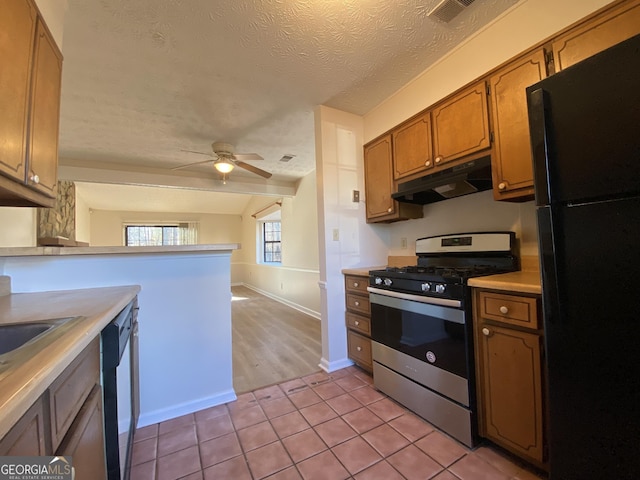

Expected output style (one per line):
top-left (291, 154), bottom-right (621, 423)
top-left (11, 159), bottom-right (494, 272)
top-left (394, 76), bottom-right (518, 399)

top-left (131, 366), bottom-right (547, 480)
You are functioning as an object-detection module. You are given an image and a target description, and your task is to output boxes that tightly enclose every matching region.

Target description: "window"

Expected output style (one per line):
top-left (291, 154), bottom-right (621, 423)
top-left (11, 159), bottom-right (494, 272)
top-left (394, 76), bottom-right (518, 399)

top-left (261, 221), bottom-right (281, 263)
top-left (124, 223), bottom-right (198, 246)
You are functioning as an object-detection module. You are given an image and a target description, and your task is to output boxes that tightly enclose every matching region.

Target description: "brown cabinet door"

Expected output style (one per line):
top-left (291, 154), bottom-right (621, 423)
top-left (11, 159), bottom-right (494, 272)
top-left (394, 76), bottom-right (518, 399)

top-left (56, 384), bottom-right (107, 480)
top-left (478, 323), bottom-right (544, 463)
top-left (0, 0), bottom-right (36, 184)
top-left (347, 330), bottom-right (372, 371)
top-left (49, 339), bottom-right (100, 451)
top-left (27, 17), bottom-right (62, 198)
top-left (552, 0), bottom-right (640, 71)
top-left (364, 135), bottom-right (395, 220)
top-left (431, 82), bottom-right (490, 166)
top-left (392, 113), bottom-right (433, 180)
top-left (0, 395), bottom-right (49, 456)
top-left (489, 49), bottom-right (547, 201)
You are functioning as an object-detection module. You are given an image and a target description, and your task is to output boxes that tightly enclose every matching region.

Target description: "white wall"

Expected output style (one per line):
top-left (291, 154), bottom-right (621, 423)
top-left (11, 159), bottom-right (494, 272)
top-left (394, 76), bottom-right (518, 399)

top-left (75, 193), bottom-right (90, 243)
top-left (237, 171), bottom-right (321, 318)
top-left (0, 209), bottom-right (37, 247)
top-left (1, 251), bottom-right (236, 427)
top-left (314, 106), bottom-right (389, 372)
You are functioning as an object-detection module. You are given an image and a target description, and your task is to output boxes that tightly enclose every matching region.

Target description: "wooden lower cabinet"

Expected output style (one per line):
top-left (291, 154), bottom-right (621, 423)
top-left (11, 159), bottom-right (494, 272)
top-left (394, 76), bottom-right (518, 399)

top-left (0, 338), bottom-right (105, 478)
top-left (57, 384), bottom-right (107, 479)
top-left (0, 394), bottom-right (49, 456)
top-left (474, 289), bottom-right (546, 467)
top-left (344, 274), bottom-right (373, 371)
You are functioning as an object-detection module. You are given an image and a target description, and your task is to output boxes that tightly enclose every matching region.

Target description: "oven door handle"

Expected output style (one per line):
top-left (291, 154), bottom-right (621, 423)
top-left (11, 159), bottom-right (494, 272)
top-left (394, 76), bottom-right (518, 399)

top-left (367, 286), bottom-right (462, 309)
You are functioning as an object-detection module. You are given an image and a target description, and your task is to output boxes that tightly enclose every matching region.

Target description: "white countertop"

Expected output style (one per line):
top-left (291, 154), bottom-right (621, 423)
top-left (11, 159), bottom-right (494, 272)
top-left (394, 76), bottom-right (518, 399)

top-left (0, 285), bottom-right (140, 439)
top-left (0, 244), bottom-right (240, 257)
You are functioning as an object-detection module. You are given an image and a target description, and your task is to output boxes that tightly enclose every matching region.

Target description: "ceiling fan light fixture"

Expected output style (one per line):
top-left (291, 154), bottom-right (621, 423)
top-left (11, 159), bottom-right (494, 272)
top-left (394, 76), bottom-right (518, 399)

top-left (214, 159), bottom-right (234, 174)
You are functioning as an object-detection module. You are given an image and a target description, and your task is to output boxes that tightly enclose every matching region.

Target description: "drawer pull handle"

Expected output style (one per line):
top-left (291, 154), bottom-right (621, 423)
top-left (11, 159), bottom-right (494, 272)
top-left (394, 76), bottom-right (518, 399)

top-left (499, 305), bottom-right (509, 314)
top-left (353, 282), bottom-right (359, 288)
top-left (435, 156), bottom-right (443, 164)
top-left (354, 301), bottom-right (360, 307)
top-left (387, 207), bottom-right (393, 213)
top-left (425, 160), bottom-right (431, 167)
top-left (30, 174), bottom-right (40, 184)
top-left (355, 321), bottom-right (360, 326)
top-left (498, 182), bottom-right (507, 190)
top-left (357, 346), bottom-right (362, 352)
top-left (482, 327), bottom-right (491, 336)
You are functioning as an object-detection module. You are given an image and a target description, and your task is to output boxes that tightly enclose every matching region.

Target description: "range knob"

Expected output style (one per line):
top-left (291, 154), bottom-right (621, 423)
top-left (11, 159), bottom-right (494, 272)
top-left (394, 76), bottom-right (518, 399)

top-left (374, 277), bottom-right (383, 285)
top-left (435, 284), bottom-right (446, 294)
top-left (421, 283), bottom-right (431, 292)
top-left (383, 278), bottom-right (393, 287)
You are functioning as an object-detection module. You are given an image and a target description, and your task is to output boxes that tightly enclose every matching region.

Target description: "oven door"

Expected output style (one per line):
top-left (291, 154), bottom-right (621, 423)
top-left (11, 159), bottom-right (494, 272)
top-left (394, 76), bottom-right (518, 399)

top-left (368, 289), bottom-right (473, 407)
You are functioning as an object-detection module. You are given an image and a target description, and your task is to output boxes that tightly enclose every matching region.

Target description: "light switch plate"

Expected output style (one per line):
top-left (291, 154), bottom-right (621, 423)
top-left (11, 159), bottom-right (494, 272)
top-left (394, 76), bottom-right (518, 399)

top-left (352, 190), bottom-right (360, 202)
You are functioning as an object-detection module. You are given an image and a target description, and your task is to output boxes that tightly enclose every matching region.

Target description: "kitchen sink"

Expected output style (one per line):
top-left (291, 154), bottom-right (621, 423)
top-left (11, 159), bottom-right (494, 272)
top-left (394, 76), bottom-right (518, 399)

top-left (0, 323), bottom-right (55, 356)
top-left (0, 317), bottom-right (81, 359)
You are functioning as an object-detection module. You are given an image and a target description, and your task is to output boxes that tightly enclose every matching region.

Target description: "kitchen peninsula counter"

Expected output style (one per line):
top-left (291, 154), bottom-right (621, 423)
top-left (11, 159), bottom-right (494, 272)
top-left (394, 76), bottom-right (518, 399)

top-left (0, 243), bottom-right (240, 257)
top-left (0, 285), bottom-right (140, 440)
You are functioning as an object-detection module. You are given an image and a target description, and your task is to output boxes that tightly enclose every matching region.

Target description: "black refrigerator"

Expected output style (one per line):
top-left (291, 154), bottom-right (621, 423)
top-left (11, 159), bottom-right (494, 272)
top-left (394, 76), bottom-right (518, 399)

top-left (527, 34), bottom-right (640, 479)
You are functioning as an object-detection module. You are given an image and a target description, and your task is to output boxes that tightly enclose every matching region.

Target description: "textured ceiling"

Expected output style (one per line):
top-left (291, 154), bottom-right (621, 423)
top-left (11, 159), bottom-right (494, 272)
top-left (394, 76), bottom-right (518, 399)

top-left (59, 0), bottom-right (520, 208)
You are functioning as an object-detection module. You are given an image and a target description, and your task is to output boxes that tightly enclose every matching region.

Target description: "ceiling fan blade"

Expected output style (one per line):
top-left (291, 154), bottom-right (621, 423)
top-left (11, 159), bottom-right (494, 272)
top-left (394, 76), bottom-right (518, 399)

top-left (170, 159), bottom-right (214, 170)
top-left (235, 160), bottom-right (272, 179)
top-left (233, 153), bottom-right (264, 161)
top-left (180, 149), bottom-right (214, 156)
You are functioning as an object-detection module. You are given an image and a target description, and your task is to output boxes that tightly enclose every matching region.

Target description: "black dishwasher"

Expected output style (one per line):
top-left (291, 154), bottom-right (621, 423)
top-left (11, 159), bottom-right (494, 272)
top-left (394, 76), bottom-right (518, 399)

top-left (101, 297), bottom-right (139, 480)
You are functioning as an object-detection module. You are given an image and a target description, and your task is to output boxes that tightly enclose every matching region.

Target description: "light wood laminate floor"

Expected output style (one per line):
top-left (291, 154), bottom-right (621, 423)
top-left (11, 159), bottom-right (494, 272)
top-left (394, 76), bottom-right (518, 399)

top-left (232, 285), bottom-right (322, 394)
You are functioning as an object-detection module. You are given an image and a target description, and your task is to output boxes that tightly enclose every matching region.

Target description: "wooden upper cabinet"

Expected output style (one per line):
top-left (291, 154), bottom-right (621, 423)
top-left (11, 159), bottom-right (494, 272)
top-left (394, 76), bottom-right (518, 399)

top-left (431, 81), bottom-right (490, 167)
top-left (364, 135), bottom-right (395, 220)
top-left (0, 0), bottom-right (61, 206)
top-left (392, 112), bottom-right (433, 180)
top-left (364, 135), bottom-right (423, 223)
top-left (489, 49), bottom-right (548, 201)
top-left (552, 0), bottom-right (640, 71)
top-left (28, 17), bottom-right (62, 198)
top-left (0, 0), bottom-right (37, 184)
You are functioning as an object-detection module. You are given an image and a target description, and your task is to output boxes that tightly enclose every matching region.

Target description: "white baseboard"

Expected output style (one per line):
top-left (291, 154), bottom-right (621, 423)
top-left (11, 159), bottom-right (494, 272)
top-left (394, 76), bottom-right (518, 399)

top-left (242, 283), bottom-right (321, 320)
top-left (319, 357), bottom-right (354, 373)
top-left (137, 389), bottom-right (237, 428)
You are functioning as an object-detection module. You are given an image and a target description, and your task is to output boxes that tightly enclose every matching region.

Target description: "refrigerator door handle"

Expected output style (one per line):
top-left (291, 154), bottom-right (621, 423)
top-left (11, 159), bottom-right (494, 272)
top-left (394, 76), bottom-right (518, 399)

top-left (527, 87), bottom-right (553, 206)
top-left (537, 206), bottom-right (562, 326)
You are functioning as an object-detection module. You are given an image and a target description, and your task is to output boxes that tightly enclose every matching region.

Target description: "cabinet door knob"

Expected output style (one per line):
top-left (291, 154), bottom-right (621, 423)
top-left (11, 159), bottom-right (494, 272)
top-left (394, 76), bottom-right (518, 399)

top-left (30, 174), bottom-right (40, 184)
top-left (355, 320), bottom-right (360, 326)
top-left (354, 301), bottom-right (360, 307)
top-left (357, 346), bottom-right (362, 352)
top-left (482, 327), bottom-right (491, 336)
top-left (353, 282), bottom-right (359, 288)
top-left (435, 156), bottom-right (443, 164)
top-left (425, 160), bottom-right (431, 167)
top-left (498, 182), bottom-right (507, 190)
top-left (499, 305), bottom-right (509, 314)
top-left (387, 207), bottom-right (393, 213)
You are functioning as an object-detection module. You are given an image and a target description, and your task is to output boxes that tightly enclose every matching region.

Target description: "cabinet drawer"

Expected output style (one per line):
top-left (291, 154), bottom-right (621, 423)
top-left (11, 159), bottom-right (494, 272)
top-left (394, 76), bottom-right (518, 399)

top-left (479, 292), bottom-right (539, 329)
top-left (347, 330), bottom-right (372, 370)
top-left (346, 293), bottom-right (370, 316)
top-left (346, 311), bottom-right (371, 336)
top-left (49, 338), bottom-right (100, 451)
top-left (345, 275), bottom-right (369, 295)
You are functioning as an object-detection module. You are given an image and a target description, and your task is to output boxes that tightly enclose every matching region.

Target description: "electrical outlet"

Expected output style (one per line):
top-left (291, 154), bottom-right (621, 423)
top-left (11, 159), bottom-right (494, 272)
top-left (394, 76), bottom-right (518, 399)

top-left (332, 229), bottom-right (340, 241)
top-left (401, 237), bottom-right (408, 249)
top-left (352, 190), bottom-right (360, 202)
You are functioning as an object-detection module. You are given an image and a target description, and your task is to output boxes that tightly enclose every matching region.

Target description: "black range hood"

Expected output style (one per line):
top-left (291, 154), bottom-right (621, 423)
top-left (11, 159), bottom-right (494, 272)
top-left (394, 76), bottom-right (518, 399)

top-left (392, 156), bottom-right (493, 205)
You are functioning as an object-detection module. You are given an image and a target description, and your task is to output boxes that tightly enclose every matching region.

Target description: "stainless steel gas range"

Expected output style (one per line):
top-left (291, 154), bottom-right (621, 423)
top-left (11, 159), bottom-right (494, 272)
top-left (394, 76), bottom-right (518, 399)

top-left (368, 231), bottom-right (518, 447)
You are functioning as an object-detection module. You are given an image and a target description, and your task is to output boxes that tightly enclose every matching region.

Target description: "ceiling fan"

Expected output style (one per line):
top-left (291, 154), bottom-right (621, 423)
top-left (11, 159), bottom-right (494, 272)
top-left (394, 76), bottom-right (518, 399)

top-left (173, 141), bottom-right (272, 183)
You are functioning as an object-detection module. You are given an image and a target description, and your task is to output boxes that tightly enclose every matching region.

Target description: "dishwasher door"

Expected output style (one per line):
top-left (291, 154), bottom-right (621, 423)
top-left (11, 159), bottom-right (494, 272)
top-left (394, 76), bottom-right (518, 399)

top-left (102, 298), bottom-right (139, 480)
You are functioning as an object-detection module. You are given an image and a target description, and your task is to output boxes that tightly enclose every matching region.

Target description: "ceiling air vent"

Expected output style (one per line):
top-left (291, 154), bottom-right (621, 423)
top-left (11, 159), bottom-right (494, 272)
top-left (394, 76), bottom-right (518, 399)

top-left (427, 0), bottom-right (476, 23)
top-left (279, 155), bottom-right (295, 162)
